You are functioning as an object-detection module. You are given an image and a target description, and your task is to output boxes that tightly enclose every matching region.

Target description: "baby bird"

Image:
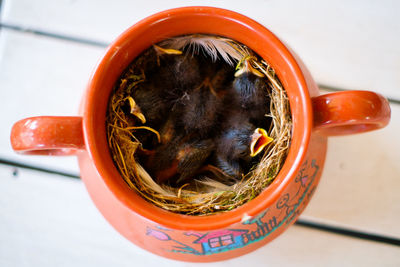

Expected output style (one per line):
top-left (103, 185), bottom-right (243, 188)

top-left (128, 47), bottom-right (201, 122)
top-left (233, 56), bottom-right (270, 126)
top-left (173, 59), bottom-right (235, 137)
top-left (213, 111), bottom-right (272, 180)
top-left (199, 57), bottom-right (235, 93)
top-left (130, 81), bottom-right (169, 129)
top-left (146, 136), bottom-right (215, 184)
top-left (140, 113), bottom-right (214, 184)
top-left (154, 46), bottom-right (203, 102)
top-left (175, 79), bottom-right (223, 138)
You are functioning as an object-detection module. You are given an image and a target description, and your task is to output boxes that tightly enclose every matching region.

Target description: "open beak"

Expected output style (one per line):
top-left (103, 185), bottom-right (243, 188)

top-left (235, 56), bottom-right (264, 78)
top-left (127, 96), bottom-right (146, 124)
top-left (250, 128), bottom-right (273, 157)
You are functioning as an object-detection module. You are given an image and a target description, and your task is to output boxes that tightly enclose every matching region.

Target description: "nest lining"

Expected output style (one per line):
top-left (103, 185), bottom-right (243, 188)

top-left (106, 34), bottom-right (292, 215)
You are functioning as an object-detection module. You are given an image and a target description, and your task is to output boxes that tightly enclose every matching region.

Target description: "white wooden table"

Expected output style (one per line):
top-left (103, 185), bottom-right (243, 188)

top-left (1, 1), bottom-right (399, 266)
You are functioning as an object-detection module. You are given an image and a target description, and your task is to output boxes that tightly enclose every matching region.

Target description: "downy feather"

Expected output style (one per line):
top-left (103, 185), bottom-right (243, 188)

top-left (160, 34), bottom-right (250, 66)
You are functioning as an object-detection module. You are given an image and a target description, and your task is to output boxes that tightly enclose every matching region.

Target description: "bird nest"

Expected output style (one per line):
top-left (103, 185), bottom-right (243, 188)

top-left (106, 35), bottom-right (292, 215)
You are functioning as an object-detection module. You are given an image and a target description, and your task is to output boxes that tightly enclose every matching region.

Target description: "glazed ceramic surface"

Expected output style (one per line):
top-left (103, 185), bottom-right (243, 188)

top-left (10, 7), bottom-right (390, 262)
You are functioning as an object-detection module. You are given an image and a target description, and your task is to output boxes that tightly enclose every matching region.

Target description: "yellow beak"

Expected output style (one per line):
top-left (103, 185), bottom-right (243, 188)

top-left (234, 56), bottom-right (264, 78)
top-left (153, 45), bottom-right (183, 55)
top-left (250, 128), bottom-right (273, 157)
top-left (127, 96), bottom-right (146, 124)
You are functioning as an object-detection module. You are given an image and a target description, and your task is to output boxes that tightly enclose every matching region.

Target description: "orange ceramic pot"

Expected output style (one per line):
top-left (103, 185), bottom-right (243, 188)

top-left (10, 7), bottom-right (391, 262)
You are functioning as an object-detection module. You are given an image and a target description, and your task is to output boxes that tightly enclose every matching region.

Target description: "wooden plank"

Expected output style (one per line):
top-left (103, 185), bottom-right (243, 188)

top-left (301, 102), bottom-right (400, 238)
top-left (1, 0), bottom-right (399, 247)
top-left (1, 29), bottom-right (399, 241)
top-left (2, 0), bottom-right (400, 99)
top-left (1, 165), bottom-right (399, 266)
top-left (0, 29), bottom-right (105, 173)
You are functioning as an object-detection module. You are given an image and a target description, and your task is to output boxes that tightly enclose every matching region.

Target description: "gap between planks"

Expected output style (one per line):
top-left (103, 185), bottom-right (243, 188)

top-left (1, 22), bottom-right (399, 104)
top-left (1, 158), bottom-right (400, 247)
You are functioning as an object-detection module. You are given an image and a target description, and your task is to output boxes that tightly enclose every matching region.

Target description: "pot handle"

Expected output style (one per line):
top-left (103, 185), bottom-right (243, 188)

top-left (10, 116), bottom-right (84, 155)
top-left (312, 90), bottom-right (391, 136)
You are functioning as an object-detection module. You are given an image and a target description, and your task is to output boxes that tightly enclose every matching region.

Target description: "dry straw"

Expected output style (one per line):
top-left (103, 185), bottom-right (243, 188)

top-left (106, 35), bottom-right (292, 215)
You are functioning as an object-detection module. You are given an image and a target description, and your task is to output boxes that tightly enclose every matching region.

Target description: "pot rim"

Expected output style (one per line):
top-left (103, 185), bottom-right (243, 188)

top-left (83, 6), bottom-right (311, 231)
